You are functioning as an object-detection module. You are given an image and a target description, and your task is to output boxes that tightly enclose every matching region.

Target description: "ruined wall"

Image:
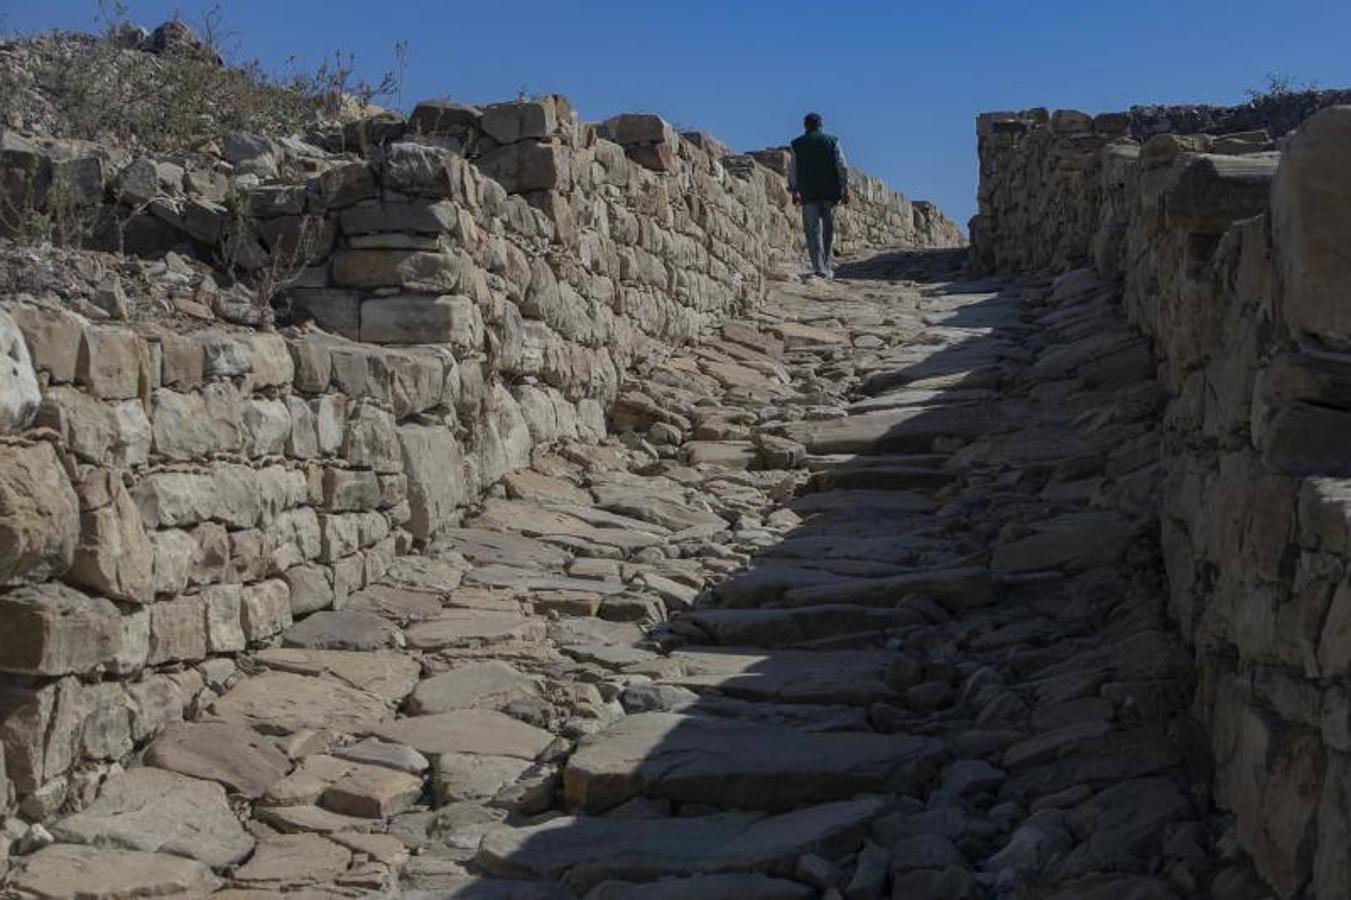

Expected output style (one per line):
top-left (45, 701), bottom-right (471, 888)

top-left (971, 99), bottom-right (1351, 898)
top-left (0, 94), bottom-right (961, 822)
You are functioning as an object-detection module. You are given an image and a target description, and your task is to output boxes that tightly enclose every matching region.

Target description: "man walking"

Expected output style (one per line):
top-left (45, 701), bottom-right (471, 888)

top-left (789, 112), bottom-right (850, 279)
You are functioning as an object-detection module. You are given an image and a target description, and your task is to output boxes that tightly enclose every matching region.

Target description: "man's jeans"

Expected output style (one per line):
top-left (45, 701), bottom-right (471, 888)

top-left (801, 201), bottom-right (836, 275)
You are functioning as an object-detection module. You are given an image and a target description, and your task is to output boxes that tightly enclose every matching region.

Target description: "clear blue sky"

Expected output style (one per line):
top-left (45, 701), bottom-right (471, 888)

top-left (7, 1), bottom-right (1350, 227)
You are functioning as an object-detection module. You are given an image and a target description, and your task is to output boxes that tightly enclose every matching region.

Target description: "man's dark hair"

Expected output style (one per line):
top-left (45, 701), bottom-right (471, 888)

top-left (804, 112), bottom-right (823, 131)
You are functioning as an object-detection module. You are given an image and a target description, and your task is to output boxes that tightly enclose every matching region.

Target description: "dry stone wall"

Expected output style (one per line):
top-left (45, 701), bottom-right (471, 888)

top-left (0, 95), bottom-right (961, 824)
top-left (971, 98), bottom-right (1351, 898)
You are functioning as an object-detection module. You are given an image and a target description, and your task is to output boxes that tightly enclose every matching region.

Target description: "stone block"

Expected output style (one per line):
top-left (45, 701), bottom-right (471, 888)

top-left (241, 579), bottom-right (293, 641)
top-left (1165, 152), bottom-right (1279, 234)
top-left (201, 584), bottom-right (246, 653)
top-left (68, 478), bottom-right (155, 604)
top-left (0, 441), bottom-right (80, 584)
top-left (286, 333), bottom-right (338, 391)
top-left (76, 326), bottom-right (145, 400)
top-left (322, 468), bottom-right (382, 511)
top-left (318, 160), bottom-right (376, 208)
top-left (408, 100), bottom-right (482, 135)
top-left (397, 424), bottom-right (466, 542)
top-left (284, 564), bottom-right (334, 617)
top-left (241, 333), bottom-right (295, 389)
top-left (148, 594), bottom-right (208, 665)
top-left (3, 302), bottom-right (84, 384)
top-left (360, 294), bottom-right (483, 347)
top-left (602, 114), bottom-right (673, 146)
top-left (481, 99), bottom-right (558, 144)
top-left (476, 140), bottom-right (570, 194)
top-left (151, 384), bottom-right (243, 459)
top-left (313, 395), bottom-right (346, 456)
top-left (151, 529), bottom-right (198, 597)
top-left (158, 333), bottom-right (204, 389)
top-left (37, 387), bottom-right (150, 467)
top-left (331, 248), bottom-right (468, 293)
top-left (1273, 106), bottom-right (1351, 345)
top-left (285, 394), bottom-right (318, 458)
top-left (343, 402), bottom-right (401, 473)
top-left (0, 583), bottom-right (122, 675)
top-left (241, 398), bottom-right (291, 457)
top-left (0, 311), bottom-right (42, 435)
top-left (339, 199), bottom-right (457, 234)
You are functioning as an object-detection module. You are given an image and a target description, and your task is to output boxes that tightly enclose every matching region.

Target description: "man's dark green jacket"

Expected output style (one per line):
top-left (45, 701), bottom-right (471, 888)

top-left (790, 130), bottom-right (846, 203)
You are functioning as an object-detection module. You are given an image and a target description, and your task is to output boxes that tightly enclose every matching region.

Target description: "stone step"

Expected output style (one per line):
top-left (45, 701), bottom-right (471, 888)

top-left (781, 566), bottom-right (995, 611)
top-left (671, 605), bottom-right (921, 647)
top-left (562, 712), bottom-right (945, 812)
top-left (667, 647), bottom-right (896, 706)
top-left (779, 405), bottom-right (998, 454)
top-left (476, 796), bottom-right (889, 894)
top-left (805, 464), bottom-right (952, 492)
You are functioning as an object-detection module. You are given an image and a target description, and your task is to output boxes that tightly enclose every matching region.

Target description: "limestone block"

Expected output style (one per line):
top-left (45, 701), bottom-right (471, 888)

top-left (111, 604), bottom-right (150, 674)
top-left (397, 424), bottom-right (466, 541)
top-left (332, 248), bottom-right (467, 293)
top-left (284, 564), bottom-right (335, 616)
top-left (198, 337), bottom-right (248, 381)
top-left (151, 383), bottom-right (243, 459)
top-left (201, 584), bottom-right (246, 653)
top-left (242, 397), bottom-right (291, 456)
top-left (1165, 153), bottom-right (1279, 234)
top-left (288, 288), bottom-right (362, 340)
top-left (241, 579), bottom-right (293, 641)
top-left (0, 310), bottom-right (42, 434)
top-left (68, 478), bottom-right (155, 603)
top-left (158, 332), bottom-right (204, 389)
top-left (408, 100), bottom-right (482, 135)
top-left (272, 506), bottom-right (321, 566)
top-left (602, 114), bottom-right (674, 147)
top-left (343, 402), bottom-right (400, 473)
top-left (3, 302), bottom-right (85, 383)
top-left (150, 528), bottom-right (198, 597)
top-left (382, 141), bottom-right (464, 199)
top-left (76, 326), bottom-right (145, 399)
top-left (314, 394), bottom-right (347, 456)
top-left (360, 294), bottom-right (483, 348)
top-left (322, 467), bottom-right (382, 511)
top-left (476, 140), bottom-right (570, 194)
top-left (1273, 106), bottom-right (1351, 345)
top-left (340, 199), bottom-right (456, 234)
top-left (285, 335), bottom-right (336, 394)
top-left (38, 387), bottom-right (150, 467)
top-left (241, 333), bottom-right (295, 389)
top-left (229, 527), bottom-right (273, 582)
top-left (481, 99), bottom-right (558, 144)
top-left (1, 441), bottom-right (80, 586)
top-left (148, 594), bottom-right (208, 665)
top-left (285, 394), bottom-right (319, 458)
top-left (0, 583), bottom-right (122, 675)
top-left (132, 471), bottom-right (214, 529)
top-left (318, 160), bottom-right (376, 208)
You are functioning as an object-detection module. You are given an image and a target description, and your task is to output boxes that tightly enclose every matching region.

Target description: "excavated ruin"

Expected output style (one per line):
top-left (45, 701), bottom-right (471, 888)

top-left (1, 20), bottom-right (1349, 900)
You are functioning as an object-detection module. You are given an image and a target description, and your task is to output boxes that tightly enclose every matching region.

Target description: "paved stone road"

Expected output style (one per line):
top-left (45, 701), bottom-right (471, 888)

top-left (10, 250), bottom-right (1269, 898)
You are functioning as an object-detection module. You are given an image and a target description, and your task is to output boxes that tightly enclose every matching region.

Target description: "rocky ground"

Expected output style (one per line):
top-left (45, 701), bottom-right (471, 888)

top-left (4, 248), bottom-right (1270, 899)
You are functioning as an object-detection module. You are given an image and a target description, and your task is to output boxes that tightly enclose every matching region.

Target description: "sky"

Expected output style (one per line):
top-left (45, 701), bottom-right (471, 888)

top-left (5, 1), bottom-right (1350, 227)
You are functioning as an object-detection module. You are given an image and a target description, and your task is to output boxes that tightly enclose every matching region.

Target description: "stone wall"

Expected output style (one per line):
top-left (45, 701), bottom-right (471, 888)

top-left (970, 98), bottom-right (1351, 898)
top-left (0, 95), bottom-right (961, 822)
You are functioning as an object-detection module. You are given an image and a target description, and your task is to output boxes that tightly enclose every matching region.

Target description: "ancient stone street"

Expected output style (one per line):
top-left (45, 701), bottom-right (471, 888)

top-left (9, 248), bottom-right (1246, 897)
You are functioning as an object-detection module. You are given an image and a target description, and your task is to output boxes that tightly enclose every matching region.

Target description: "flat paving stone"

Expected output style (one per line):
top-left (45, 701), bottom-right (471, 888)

top-left (563, 712), bottom-right (946, 812)
top-left (51, 767), bottom-right (254, 867)
top-left (672, 605), bottom-right (919, 648)
top-left (253, 648), bottom-right (420, 702)
top-left (408, 660), bottom-right (542, 714)
top-left (143, 721), bottom-right (292, 798)
top-left (208, 670), bottom-right (390, 735)
top-left (281, 609), bottom-right (402, 650)
top-left (669, 648), bottom-right (896, 706)
top-left (404, 609), bottom-right (547, 650)
top-left (477, 796), bottom-right (888, 894)
top-left (373, 709), bottom-right (555, 759)
top-left (13, 844), bottom-right (223, 898)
